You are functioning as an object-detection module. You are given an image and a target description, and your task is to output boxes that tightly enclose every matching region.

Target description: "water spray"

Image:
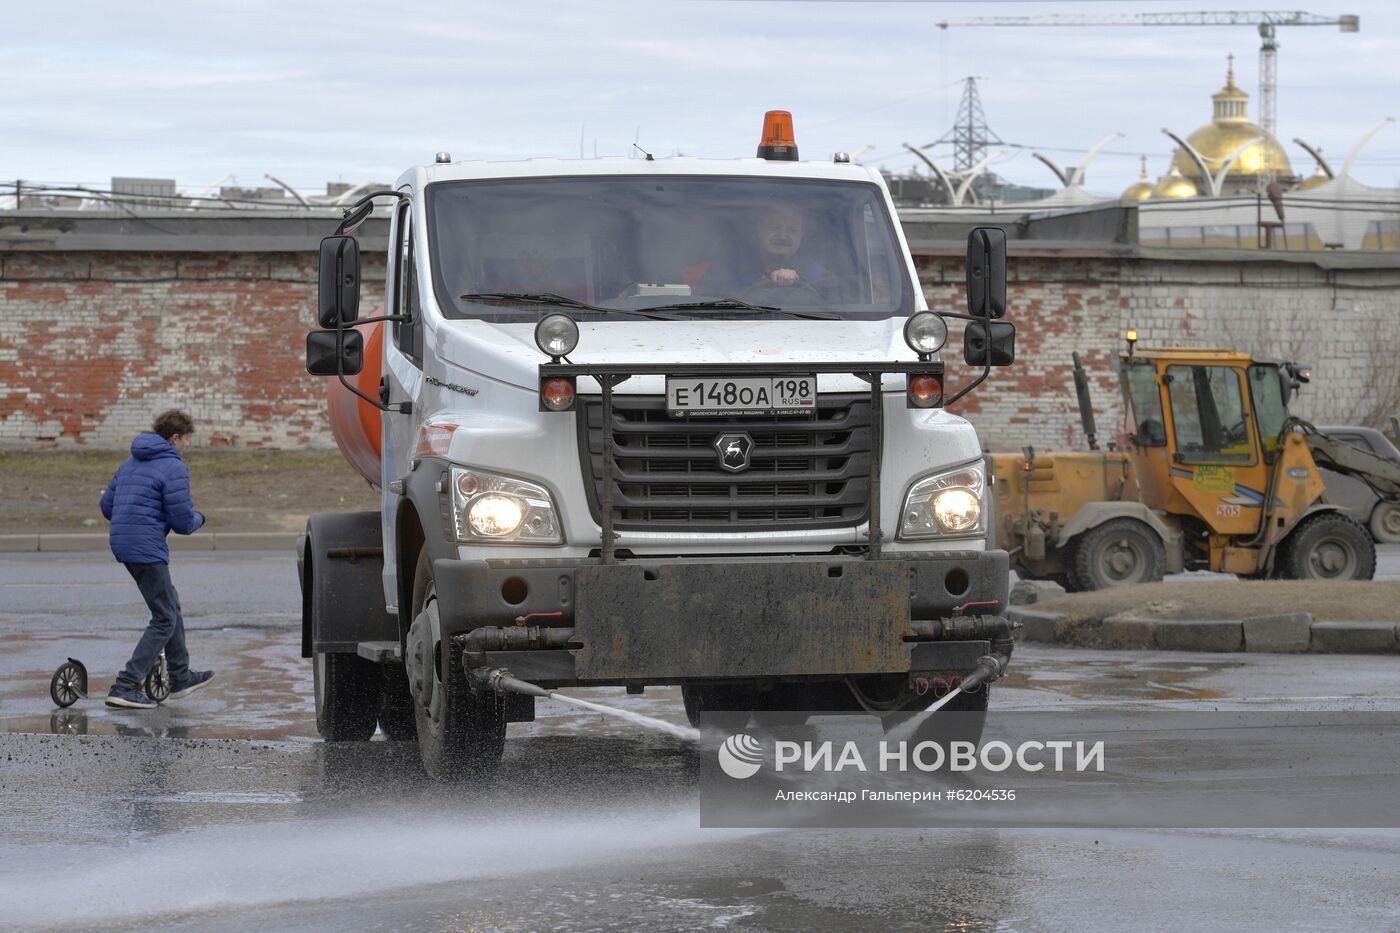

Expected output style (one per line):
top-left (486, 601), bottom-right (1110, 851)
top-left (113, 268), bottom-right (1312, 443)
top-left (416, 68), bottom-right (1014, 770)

top-left (475, 666), bottom-right (703, 742)
top-left (467, 615), bottom-right (1017, 745)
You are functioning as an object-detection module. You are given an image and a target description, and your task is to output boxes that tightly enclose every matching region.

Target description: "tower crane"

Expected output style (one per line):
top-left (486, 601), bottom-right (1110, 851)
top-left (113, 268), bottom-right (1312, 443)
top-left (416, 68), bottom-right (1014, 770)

top-left (935, 12), bottom-right (1359, 136)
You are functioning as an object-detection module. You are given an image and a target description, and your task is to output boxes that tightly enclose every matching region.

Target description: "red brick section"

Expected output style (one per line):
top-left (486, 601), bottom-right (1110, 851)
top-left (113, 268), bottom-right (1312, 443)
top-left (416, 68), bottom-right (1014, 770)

top-left (0, 251), bottom-right (385, 448)
top-left (1, 248), bottom-right (1393, 450)
top-left (920, 253), bottom-right (1129, 451)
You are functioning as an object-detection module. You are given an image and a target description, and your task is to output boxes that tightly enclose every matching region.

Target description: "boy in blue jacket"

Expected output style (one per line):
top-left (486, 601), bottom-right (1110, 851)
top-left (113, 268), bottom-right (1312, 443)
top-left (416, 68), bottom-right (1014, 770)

top-left (99, 410), bottom-right (215, 709)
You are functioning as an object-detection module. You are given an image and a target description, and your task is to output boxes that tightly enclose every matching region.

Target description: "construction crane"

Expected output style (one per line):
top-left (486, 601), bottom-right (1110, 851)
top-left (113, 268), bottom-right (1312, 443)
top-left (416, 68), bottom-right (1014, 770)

top-left (935, 12), bottom-right (1359, 136)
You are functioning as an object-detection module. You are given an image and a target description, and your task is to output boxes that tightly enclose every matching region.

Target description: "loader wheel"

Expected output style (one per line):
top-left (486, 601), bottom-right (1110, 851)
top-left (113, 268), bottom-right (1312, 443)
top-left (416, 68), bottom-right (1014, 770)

top-left (314, 651), bottom-right (382, 741)
top-left (1368, 501), bottom-right (1400, 545)
top-left (1276, 512), bottom-right (1376, 581)
top-left (408, 546), bottom-right (506, 781)
top-left (1069, 518), bottom-right (1165, 591)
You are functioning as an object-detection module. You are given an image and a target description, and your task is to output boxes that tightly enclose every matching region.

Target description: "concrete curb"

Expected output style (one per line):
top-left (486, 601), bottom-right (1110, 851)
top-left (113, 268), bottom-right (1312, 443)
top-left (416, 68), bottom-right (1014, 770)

top-left (0, 532), bottom-right (298, 553)
top-left (1009, 606), bottom-right (1399, 655)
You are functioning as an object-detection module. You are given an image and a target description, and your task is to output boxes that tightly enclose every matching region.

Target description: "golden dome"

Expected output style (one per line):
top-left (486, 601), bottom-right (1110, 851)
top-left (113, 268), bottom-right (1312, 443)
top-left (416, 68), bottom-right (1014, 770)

top-left (1151, 166), bottom-right (1198, 199)
top-left (1296, 165), bottom-right (1332, 191)
top-left (1169, 58), bottom-right (1294, 190)
top-left (1122, 155), bottom-right (1154, 202)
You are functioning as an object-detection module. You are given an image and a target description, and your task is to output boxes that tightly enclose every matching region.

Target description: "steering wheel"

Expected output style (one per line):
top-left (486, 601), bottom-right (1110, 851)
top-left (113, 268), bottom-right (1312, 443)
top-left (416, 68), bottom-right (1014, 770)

top-left (738, 276), bottom-right (824, 304)
top-left (1221, 421), bottom-right (1249, 447)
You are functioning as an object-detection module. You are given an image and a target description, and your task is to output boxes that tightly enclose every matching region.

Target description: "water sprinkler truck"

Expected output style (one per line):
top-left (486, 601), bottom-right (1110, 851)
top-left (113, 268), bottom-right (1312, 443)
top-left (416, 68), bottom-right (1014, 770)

top-left (299, 111), bottom-right (1018, 778)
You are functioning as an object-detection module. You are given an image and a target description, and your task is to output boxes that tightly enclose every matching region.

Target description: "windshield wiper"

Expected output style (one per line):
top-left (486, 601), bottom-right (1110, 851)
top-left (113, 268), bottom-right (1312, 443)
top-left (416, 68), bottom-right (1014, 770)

top-left (458, 292), bottom-right (679, 321)
top-left (639, 297), bottom-right (839, 320)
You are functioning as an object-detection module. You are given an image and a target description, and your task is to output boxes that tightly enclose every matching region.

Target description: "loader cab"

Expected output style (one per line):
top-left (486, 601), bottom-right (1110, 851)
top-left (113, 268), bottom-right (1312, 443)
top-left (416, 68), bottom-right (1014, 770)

top-left (1118, 348), bottom-right (1280, 539)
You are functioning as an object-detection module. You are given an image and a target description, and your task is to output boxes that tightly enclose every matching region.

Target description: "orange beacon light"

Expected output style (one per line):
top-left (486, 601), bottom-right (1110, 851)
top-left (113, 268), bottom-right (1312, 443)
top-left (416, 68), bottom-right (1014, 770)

top-left (757, 110), bottom-right (798, 161)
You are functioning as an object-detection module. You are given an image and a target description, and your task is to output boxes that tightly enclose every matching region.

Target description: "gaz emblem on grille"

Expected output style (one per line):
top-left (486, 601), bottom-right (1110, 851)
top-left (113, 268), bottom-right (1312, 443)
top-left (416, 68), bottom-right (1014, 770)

top-left (714, 432), bottom-right (754, 473)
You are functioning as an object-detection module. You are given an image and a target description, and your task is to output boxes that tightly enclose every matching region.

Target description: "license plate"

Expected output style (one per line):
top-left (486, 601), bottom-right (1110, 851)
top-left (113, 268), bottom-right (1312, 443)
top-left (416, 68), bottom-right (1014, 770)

top-left (666, 375), bottom-right (816, 417)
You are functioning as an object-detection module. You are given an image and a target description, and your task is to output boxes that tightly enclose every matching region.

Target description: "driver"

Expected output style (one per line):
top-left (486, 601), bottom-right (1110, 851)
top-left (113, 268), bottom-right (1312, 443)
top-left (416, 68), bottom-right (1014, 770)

top-left (756, 203), bottom-right (811, 287)
top-left (690, 203), bottom-right (831, 298)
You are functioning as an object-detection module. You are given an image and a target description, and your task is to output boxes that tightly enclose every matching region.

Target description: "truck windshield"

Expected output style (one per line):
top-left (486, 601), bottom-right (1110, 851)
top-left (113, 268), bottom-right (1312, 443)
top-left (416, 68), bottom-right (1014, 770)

top-left (426, 176), bottom-right (914, 321)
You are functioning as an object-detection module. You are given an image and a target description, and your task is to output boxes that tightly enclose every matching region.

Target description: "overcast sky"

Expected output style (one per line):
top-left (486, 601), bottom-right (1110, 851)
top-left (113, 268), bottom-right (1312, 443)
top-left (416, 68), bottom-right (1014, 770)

top-left (5, 0), bottom-right (1397, 197)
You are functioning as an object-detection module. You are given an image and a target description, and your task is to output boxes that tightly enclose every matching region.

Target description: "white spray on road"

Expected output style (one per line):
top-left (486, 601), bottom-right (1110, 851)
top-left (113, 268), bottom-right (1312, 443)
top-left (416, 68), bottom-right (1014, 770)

top-left (883, 686), bottom-right (967, 743)
top-left (1, 804), bottom-right (755, 929)
top-left (548, 692), bottom-right (704, 742)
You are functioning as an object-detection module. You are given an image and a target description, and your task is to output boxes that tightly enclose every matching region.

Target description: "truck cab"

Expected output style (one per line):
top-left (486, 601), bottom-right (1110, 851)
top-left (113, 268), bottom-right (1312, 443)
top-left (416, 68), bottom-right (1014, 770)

top-left (302, 114), bottom-right (1017, 778)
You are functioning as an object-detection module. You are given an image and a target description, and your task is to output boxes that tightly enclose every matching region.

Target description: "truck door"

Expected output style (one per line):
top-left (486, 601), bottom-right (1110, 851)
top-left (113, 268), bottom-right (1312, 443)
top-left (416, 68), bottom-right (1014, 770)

top-left (1163, 363), bottom-right (1265, 535)
top-left (381, 194), bottom-right (422, 612)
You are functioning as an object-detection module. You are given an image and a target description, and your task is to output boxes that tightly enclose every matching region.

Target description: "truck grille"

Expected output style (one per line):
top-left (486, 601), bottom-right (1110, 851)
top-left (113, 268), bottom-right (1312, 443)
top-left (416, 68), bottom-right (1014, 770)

top-left (579, 394), bottom-right (873, 532)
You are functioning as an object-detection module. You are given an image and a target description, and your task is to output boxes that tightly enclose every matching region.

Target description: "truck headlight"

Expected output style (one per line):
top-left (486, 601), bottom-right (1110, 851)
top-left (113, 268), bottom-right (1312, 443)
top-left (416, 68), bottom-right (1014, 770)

top-left (900, 464), bottom-right (984, 539)
top-left (451, 467), bottom-right (562, 544)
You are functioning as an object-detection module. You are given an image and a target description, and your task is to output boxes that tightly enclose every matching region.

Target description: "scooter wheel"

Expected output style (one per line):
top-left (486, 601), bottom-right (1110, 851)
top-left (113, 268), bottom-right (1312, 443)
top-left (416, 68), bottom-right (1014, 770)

top-left (50, 659), bottom-right (88, 708)
top-left (145, 657), bottom-right (170, 703)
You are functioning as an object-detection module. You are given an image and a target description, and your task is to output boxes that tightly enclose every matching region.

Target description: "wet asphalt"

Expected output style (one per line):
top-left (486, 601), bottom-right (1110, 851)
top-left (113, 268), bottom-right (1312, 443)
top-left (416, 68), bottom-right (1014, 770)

top-left (2, 550), bottom-right (1399, 932)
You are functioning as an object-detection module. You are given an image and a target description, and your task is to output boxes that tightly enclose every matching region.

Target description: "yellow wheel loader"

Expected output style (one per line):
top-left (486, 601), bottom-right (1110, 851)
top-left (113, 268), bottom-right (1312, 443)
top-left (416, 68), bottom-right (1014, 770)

top-left (991, 338), bottom-right (1398, 591)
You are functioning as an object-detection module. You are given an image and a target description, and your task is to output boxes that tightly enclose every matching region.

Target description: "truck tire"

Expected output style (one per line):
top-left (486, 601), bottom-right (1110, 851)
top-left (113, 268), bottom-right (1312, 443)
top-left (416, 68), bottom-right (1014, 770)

top-left (1068, 518), bottom-right (1165, 591)
top-left (407, 546), bottom-right (506, 780)
top-left (1275, 512), bottom-right (1376, 581)
top-left (682, 684), bottom-right (756, 731)
top-left (1368, 501), bottom-right (1400, 544)
top-left (378, 664), bottom-right (418, 741)
top-left (314, 651), bottom-right (381, 741)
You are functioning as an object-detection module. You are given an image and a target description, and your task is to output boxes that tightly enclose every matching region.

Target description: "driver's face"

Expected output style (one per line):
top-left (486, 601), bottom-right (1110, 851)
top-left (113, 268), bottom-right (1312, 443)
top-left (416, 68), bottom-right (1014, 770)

top-left (758, 206), bottom-right (804, 261)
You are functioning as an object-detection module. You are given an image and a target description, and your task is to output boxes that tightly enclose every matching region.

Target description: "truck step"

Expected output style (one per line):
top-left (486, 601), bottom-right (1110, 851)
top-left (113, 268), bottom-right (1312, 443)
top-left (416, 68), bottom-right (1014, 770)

top-left (356, 641), bottom-right (402, 663)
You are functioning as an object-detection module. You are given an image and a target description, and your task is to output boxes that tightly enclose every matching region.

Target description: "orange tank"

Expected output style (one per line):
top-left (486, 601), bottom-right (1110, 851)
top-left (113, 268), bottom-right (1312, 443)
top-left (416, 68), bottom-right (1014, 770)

top-left (327, 319), bottom-right (384, 488)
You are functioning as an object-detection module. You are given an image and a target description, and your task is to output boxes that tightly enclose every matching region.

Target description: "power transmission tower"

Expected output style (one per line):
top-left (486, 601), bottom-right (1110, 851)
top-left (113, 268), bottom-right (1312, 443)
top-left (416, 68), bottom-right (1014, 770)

top-left (934, 77), bottom-right (1003, 172)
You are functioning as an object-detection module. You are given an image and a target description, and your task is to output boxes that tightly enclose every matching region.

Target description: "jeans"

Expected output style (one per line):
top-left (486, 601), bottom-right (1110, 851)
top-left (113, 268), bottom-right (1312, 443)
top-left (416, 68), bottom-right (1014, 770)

top-left (115, 562), bottom-right (191, 691)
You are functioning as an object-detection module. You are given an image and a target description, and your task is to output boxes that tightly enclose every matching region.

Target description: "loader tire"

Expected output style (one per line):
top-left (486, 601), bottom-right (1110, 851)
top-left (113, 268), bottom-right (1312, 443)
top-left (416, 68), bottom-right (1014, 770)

top-left (314, 651), bottom-right (381, 741)
top-left (1275, 512), bottom-right (1376, 581)
top-left (1368, 501), bottom-right (1400, 545)
top-left (1069, 518), bottom-right (1165, 591)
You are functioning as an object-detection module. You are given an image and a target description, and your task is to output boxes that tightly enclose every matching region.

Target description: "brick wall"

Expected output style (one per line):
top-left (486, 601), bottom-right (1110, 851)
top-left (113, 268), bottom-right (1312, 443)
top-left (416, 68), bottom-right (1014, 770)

top-left (923, 252), bottom-right (1400, 452)
top-left (0, 251), bottom-right (384, 448)
top-left (1, 245), bottom-right (1395, 450)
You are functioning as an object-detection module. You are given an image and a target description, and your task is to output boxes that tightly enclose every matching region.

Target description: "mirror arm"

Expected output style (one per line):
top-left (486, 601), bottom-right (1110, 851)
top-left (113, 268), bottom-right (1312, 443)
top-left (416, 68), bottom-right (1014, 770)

top-left (332, 328), bottom-right (409, 414)
top-left (936, 310), bottom-right (981, 324)
top-left (333, 189), bottom-right (410, 236)
top-left (944, 357), bottom-right (992, 407)
top-left (341, 313), bottom-right (411, 326)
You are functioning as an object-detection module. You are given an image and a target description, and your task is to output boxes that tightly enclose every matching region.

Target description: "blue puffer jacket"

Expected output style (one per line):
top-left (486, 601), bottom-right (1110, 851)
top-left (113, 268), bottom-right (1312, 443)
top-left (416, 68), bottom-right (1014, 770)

top-left (99, 434), bottom-right (205, 564)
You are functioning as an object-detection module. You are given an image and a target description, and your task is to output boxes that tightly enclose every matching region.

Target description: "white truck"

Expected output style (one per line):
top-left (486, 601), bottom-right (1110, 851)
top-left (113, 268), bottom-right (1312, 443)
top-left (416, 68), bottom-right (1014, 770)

top-left (301, 112), bottom-right (1018, 779)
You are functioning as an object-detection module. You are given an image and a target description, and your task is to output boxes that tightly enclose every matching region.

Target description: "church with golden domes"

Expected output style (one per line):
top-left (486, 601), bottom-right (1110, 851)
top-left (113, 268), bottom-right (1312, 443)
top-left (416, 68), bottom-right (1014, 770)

top-left (895, 55), bottom-right (1396, 251)
top-left (1122, 57), bottom-right (1299, 202)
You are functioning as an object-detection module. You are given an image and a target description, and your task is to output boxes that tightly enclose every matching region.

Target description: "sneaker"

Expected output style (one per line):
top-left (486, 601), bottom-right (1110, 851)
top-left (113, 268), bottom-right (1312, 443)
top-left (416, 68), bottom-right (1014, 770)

top-left (106, 685), bottom-right (157, 710)
top-left (168, 669), bottom-right (215, 700)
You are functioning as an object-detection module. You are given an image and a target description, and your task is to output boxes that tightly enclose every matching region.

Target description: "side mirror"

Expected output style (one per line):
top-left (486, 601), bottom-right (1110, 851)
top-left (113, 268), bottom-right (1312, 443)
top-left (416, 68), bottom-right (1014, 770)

top-left (964, 321), bottom-right (1015, 367)
top-left (318, 236), bottom-right (360, 328)
top-left (965, 226), bottom-right (1007, 319)
top-left (306, 329), bottom-right (364, 376)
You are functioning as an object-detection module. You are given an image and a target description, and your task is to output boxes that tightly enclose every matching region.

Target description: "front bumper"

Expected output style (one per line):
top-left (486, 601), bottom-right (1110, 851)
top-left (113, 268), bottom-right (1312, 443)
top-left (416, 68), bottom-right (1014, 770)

top-left (433, 549), bottom-right (1009, 687)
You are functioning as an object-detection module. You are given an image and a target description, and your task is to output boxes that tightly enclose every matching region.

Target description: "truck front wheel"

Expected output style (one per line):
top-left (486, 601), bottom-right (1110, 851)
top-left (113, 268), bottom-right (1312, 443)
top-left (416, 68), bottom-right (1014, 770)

top-left (407, 547), bottom-right (506, 780)
top-left (314, 651), bottom-right (381, 741)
